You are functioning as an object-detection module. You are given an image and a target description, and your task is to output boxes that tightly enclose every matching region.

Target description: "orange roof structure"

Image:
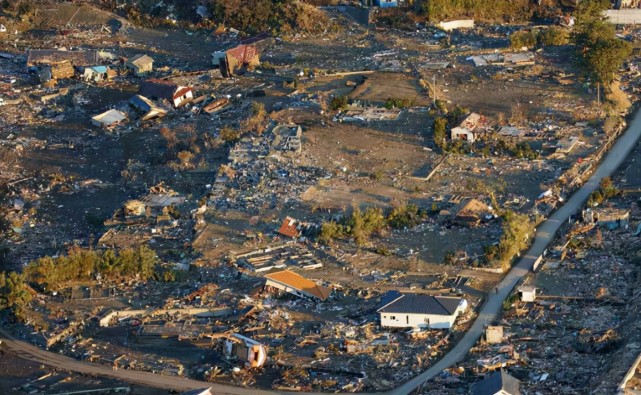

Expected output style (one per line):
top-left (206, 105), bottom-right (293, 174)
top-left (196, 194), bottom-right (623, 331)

top-left (277, 216), bottom-right (299, 238)
top-left (264, 270), bottom-right (331, 301)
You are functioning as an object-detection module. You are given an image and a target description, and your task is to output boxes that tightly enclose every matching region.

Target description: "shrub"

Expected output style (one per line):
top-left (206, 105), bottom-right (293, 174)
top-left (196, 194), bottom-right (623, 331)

top-left (384, 98), bottom-right (412, 109)
top-left (330, 95), bottom-right (349, 111)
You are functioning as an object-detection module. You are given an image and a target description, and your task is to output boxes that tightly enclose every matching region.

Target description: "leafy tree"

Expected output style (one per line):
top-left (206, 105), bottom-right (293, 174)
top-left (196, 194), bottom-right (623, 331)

top-left (433, 117), bottom-right (448, 150)
top-left (573, 0), bottom-right (632, 86)
top-left (329, 95), bottom-right (349, 111)
top-left (0, 271), bottom-right (32, 319)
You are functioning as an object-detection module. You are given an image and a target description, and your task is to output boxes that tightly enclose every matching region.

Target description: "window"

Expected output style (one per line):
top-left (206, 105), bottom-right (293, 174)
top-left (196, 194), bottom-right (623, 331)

top-left (390, 316), bottom-right (396, 320)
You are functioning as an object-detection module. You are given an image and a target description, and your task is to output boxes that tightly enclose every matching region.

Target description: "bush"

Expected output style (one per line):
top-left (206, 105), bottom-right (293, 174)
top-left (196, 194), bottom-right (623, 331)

top-left (330, 95), bottom-right (349, 111)
top-left (433, 117), bottom-right (448, 150)
top-left (387, 203), bottom-right (425, 229)
top-left (24, 246), bottom-right (158, 291)
top-left (510, 30), bottom-right (538, 49)
top-left (510, 28), bottom-right (569, 50)
top-left (384, 98), bottom-right (412, 109)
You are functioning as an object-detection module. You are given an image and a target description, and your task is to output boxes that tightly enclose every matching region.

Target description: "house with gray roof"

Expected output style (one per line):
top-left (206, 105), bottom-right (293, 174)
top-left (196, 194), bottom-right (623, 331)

top-left (472, 369), bottom-right (520, 395)
top-left (377, 291), bottom-right (467, 329)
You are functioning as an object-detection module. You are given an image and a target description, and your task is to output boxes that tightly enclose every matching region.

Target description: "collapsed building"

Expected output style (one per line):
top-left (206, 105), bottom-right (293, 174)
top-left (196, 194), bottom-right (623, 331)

top-left (140, 79), bottom-right (193, 108)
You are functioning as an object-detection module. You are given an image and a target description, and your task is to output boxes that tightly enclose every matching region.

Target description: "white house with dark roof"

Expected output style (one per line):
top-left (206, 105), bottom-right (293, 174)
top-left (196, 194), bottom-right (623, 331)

top-left (377, 291), bottom-right (467, 329)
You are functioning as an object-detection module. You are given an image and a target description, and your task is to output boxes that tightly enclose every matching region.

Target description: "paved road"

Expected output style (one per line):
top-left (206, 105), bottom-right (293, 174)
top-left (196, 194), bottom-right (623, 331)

top-left (2, 112), bottom-right (641, 395)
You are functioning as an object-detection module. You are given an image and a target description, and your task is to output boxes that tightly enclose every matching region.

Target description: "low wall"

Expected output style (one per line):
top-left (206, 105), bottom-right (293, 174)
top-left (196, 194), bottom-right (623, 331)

top-left (605, 9), bottom-right (641, 24)
top-left (439, 19), bottom-right (475, 31)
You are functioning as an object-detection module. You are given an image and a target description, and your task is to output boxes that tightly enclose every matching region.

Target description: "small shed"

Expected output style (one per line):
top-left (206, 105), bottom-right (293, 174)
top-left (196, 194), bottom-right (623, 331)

top-left (485, 326), bottom-right (504, 344)
top-left (125, 54), bottom-right (154, 76)
top-left (91, 109), bottom-right (127, 128)
top-left (517, 285), bottom-right (536, 302)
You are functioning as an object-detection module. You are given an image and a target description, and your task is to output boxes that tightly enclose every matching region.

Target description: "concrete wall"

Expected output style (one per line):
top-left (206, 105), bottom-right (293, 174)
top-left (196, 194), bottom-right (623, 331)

top-left (99, 307), bottom-right (232, 327)
top-left (605, 9), bottom-right (641, 24)
top-left (439, 19), bottom-right (475, 31)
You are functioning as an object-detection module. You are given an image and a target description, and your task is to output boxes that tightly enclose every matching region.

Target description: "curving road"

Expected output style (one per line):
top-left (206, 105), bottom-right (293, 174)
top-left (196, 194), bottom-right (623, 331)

top-left (3, 110), bottom-right (641, 394)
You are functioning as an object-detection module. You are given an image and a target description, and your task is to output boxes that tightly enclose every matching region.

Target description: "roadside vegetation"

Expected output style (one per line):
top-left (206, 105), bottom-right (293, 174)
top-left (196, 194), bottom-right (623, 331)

top-left (483, 210), bottom-right (535, 271)
top-left (318, 203), bottom-right (428, 246)
top-left (587, 176), bottom-right (620, 207)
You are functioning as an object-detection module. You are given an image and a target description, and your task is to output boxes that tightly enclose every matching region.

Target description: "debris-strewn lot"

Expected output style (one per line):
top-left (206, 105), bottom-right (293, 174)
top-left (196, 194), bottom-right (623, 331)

top-left (1, 0), bottom-right (641, 393)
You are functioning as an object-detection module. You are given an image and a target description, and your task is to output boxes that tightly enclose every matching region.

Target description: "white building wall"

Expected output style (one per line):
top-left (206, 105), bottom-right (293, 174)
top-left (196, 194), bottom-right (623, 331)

top-left (379, 312), bottom-right (456, 329)
top-left (173, 89), bottom-right (193, 108)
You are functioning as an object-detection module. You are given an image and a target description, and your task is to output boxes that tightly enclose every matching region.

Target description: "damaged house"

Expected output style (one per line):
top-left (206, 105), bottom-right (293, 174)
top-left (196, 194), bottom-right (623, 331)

top-left (272, 124), bottom-right (302, 154)
top-left (224, 333), bottom-right (267, 368)
top-left (212, 44), bottom-right (260, 78)
top-left (453, 198), bottom-right (494, 227)
top-left (263, 270), bottom-right (331, 301)
top-left (451, 113), bottom-right (484, 143)
top-left (122, 193), bottom-right (186, 219)
top-left (27, 49), bottom-right (99, 83)
top-left (140, 79), bottom-right (193, 108)
top-left (79, 66), bottom-right (116, 83)
top-left (377, 291), bottom-right (468, 329)
top-left (129, 94), bottom-right (167, 121)
top-left (91, 109), bottom-right (127, 128)
top-left (277, 216), bottom-right (301, 238)
top-left (125, 54), bottom-right (154, 76)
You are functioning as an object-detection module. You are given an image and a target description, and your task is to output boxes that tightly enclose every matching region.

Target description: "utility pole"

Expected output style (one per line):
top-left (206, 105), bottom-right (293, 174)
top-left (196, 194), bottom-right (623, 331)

top-left (432, 74), bottom-right (436, 107)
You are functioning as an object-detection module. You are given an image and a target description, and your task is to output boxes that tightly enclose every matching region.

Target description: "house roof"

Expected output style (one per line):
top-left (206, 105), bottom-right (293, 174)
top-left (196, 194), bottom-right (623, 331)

top-left (92, 109), bottom-right (127, 126)
top-left (85, 65), bottom-right (108, 74)
top-left (126, 54), bottom-right (154, 68)
top-left (472, 369), bottom-right (521, 395)
top-left (129, 94), bottom-right (155, 111)
top-left (377, 292), bottom-right (463, 316)
top-left (48, 61), bottom-right (75, 79)
top-left (140, 79), bottom-right (177, 100)
top-left (264, 270), bottom-right (331, 300)
top-left (226, 44), bottom-right (258, 63)
top-left (456, 198), bottom-right (490, 217)
top-left (140, 80), bottom-right (191, 101)
top-left (277, 216), bottom-right (299, 238)
top-left (27, 49), bottom-right (99, 66)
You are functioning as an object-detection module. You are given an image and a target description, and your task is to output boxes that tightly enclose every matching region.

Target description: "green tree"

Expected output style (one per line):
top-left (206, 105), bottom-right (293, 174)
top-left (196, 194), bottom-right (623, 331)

top-left (433, 117), bottom-right (448, 150)
top-left (330, 95), bottom-right (349, 111)
top-left (573, 0), bottom-right (632, 86)
top-left (0, 271), bottom-right (32, 319)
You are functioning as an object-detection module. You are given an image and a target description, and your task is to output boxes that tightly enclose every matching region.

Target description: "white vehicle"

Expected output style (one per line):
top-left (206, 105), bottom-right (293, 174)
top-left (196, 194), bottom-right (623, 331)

top-left (0, 98), bottom-right (5, 106)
